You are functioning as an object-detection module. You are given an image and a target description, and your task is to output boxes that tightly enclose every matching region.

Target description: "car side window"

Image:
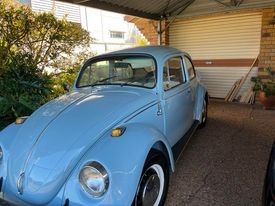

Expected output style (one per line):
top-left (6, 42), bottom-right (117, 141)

top-left (163, 57), bottom-right (185, 91)
top-left (184, 56), bottom-right (196, 80)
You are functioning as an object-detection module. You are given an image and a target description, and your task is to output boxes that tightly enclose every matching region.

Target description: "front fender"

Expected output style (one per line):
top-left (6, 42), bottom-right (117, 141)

top-left (0, 123), bottom-right (22, 181)
top-left (0, 123), bottom-right (22, 150)
top-left (194, 83), bottom-right (208, 122)
top-left (62, 123), bottom-right (174, 206)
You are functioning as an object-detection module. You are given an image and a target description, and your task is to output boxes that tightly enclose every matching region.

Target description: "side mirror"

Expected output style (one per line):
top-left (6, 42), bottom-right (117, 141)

top-left (63, 83), bottom-right (70, 92)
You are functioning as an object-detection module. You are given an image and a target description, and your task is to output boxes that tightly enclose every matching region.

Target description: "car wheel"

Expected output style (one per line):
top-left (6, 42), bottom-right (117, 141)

top-left (133, 150), bottom-right (169, 206)
top-left (199, 98), bottom-right (208, 128)
top-left (262, 142), bottom-right (275, 206)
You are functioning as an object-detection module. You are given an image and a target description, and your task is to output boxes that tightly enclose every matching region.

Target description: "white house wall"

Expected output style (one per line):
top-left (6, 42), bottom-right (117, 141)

top-left (29, 0), bottom-right (139, 54)
top-left (31, 0), bottom-right (81, 23)
top-left (81, 7), bottom-right (129, 43)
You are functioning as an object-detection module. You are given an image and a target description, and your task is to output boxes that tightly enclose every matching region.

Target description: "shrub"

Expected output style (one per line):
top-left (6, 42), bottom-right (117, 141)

top-left (0, 0), bottom-right (92, 118)
top-left (0, 53), bottom-right (52, 117)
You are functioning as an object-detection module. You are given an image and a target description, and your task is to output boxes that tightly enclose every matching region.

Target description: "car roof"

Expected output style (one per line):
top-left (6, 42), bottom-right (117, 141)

top-left (93, 46), bottom-right (190, 60)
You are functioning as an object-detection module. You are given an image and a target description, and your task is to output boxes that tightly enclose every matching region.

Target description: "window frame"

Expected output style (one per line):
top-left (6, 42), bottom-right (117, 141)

top-left (109, 31), bottom-right (125, 39)
top-left (184, 56), bottom-right (196, 81)
top-left (75, 53), bottom-right (158, 89)
top-left (162, 56), bottom-right (186, 91)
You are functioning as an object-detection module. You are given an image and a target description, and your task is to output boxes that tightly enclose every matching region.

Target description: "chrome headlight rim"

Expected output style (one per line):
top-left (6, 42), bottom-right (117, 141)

top-left (79, 161), bottom-right (109, 198)
top-left (0, 146), bottom-right (3, 160)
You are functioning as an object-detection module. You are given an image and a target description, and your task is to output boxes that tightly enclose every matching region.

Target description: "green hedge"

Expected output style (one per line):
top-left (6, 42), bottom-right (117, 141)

top-left (0, 119), bottom-right (12, 131)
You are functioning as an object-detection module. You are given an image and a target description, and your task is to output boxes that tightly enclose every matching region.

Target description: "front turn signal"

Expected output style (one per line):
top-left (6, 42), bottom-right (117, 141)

top-left (15, 116), bottom-right (28, 125)
top-left (111, 127), bottom-right (126, 137)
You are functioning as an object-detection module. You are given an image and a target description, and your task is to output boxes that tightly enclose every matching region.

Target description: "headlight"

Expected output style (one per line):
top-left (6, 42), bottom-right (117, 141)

top-left (79, 161), bottom-right (109, 197)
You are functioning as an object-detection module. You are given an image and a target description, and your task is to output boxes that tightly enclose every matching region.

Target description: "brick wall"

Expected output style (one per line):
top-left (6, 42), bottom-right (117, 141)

top-left (258, 7), bottom-right (275, 81)
top-left (124, 16), bottom-right (169, 45)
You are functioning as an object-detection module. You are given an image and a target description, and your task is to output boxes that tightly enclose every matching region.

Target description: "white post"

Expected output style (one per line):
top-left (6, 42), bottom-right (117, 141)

top-left (157, 20), bottom-right (162, 45)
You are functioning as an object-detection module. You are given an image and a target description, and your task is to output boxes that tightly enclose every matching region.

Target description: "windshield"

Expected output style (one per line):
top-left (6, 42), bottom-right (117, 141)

top-left (76, 56), bottom-right (156, 89)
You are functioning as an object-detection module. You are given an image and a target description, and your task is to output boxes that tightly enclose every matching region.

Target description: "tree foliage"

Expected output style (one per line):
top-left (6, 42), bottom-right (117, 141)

top-left (50, 50), bottom-right (93, 98)
top-left (0, 53), bottom-right (52, 117)
top-left (0, 0), bottom-right (92, 118)
top-left (135, 36), bottom-right (149, 46)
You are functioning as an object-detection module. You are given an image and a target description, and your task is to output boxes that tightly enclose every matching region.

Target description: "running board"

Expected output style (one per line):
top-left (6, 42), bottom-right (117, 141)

top-left (172, 120), bottom-right (200, 162)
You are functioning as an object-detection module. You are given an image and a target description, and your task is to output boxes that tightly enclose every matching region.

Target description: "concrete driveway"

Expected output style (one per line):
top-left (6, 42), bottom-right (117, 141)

top-left (0, 100), bottom-right (274, 205)
top-left (166, 100), bottom-right (275, 205)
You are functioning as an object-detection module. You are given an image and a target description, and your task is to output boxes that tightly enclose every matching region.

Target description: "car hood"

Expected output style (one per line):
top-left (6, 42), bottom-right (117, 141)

top-left (4, 87), bottom-right (157, 204)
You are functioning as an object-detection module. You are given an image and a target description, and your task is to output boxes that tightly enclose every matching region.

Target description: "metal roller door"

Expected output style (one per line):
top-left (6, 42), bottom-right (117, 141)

top-left (169, 12), bottom-right (262, 98)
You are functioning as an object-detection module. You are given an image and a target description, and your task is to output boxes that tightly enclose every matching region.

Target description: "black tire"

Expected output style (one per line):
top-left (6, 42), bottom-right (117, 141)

top-left (262, 142), bottom-right (275, 206)
top-left (133, 150), bottom-right (169, 206)
top-left (199, 97), bottom-right (208, 128)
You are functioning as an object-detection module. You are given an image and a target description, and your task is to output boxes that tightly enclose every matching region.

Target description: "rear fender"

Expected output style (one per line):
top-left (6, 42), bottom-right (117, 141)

top-left (194, 83), bottom-right (208, 122)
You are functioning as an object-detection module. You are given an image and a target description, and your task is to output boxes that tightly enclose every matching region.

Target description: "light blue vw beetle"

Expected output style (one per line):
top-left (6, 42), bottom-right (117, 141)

top-left (0, 46), bottom-right (208, 206)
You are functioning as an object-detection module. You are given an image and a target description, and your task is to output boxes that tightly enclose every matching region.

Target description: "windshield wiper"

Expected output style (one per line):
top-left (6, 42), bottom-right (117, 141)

top-left (90, 76), bottom-right (117, 87)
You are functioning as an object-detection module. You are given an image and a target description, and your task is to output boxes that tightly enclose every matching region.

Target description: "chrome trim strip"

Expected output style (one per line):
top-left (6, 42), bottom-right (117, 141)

top-left (17, 172), bottom-right (25, 195)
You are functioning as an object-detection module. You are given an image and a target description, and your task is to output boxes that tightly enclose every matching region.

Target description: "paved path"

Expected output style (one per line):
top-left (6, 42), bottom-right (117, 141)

top-left (166, 100), bottom-right (275, 205)
top-left (1, 100), bottom-right (274, 205)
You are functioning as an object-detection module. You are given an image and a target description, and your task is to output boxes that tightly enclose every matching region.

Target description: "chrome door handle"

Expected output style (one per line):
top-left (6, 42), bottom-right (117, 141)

top-left (157, 103), bottom-right (162, 116)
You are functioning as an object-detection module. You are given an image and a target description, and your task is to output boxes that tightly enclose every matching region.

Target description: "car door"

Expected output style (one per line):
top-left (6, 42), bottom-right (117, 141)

top-left (162, 56), bottom-right (194, 147)
top-left (183, 56), bottom-right (198, 105)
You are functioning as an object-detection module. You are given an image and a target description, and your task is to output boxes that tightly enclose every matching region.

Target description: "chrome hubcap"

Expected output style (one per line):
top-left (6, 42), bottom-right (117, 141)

top-left (142, 173), bottom-right (160, 205)
top-left (137, 164), bottom-right (164, 206)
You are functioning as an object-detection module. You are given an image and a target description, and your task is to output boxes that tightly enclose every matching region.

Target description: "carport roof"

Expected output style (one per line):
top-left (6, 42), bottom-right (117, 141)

top-left (58, 0), bottom-right (275, 20)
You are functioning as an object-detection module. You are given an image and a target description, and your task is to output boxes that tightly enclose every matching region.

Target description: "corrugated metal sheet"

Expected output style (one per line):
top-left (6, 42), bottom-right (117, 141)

top-left (170, 12), bottom-right (261, 98)
top-left (180, 0), bottom-right (275, 18)
top-left (197, 67), bottom-right (258, 98)
top-left (31, 0), bottom-right (81, 23)
top-left (170, 12), bottom-right (261, 59)
top-left (55, 1), bottom-right (81, 23)
top-left (31, 0), bottom-right (53, 12)
top-left (58, 0), bottom-right (275, 20)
